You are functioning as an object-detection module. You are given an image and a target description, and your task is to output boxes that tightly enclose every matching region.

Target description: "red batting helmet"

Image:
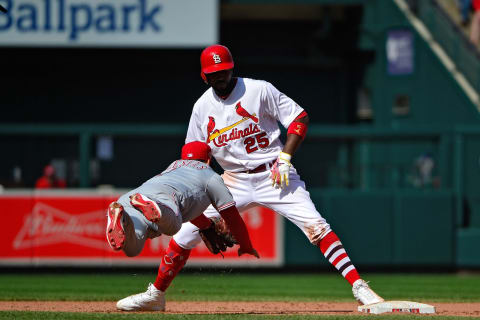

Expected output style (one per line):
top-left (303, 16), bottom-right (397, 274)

top-left (181, 141), bottom-right (212, 162)
top-left (200, 44), bottom-right (234, 81)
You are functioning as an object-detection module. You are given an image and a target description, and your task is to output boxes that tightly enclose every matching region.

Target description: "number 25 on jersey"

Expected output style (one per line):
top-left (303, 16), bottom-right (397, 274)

top-left (244, 132), bottom-right (269, 154)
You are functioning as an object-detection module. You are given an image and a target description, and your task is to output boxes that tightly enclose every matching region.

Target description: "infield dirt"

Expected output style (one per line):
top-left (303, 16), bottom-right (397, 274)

top-left (0, 301), bottom-right (479, 316)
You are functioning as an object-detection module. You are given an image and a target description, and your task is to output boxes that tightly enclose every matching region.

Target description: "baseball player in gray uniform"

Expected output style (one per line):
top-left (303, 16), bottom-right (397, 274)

top-left (106, 141), bottom-right (258, 311)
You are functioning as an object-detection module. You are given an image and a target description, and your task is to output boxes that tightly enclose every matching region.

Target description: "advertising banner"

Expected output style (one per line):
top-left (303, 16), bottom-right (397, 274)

top-left (0, 191), bottom-right (283, 267)
top-left (0, 0), bottom-right (218, 47)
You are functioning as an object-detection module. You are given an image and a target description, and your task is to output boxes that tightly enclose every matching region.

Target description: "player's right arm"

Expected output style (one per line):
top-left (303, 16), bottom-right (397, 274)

top-left (206, 174), bottom-right (259, 258)
top-left (218, 206), bottom-right (259, 258)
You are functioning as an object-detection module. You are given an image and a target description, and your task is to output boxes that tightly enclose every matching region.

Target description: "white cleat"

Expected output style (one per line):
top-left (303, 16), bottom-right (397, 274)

top-left (352, 279), bottom-right (385, 305)
top-left (116, 283), bottom-right (165, 311)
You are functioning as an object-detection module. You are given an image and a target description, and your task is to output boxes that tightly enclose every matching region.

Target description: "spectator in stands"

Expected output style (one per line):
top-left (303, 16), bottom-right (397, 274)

top-left (35, 165), bottom-right (66, 189)
top-left (470, 0), bottom-right (480, 45)
top-left (459, 0), bottom-right (472, 26)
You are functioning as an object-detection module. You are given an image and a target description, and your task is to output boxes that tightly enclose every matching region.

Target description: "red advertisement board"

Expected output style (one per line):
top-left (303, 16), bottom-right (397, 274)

top-left (0, 191), bottom-right (283, 267)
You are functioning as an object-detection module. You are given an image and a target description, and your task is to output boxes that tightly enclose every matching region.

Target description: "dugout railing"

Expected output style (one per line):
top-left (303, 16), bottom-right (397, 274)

top-left (0, 124), bottom-right (478, 219)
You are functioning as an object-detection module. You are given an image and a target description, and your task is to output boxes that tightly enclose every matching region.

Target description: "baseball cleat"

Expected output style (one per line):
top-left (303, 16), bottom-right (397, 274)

top-left (130, 193), bottom-right (162, 223)
top-left (117, 283), bottom-right (165, 311)
top-left (352, 279), bottom-right (384, 305)
top-left (106, 202), bottom-right (126, 251)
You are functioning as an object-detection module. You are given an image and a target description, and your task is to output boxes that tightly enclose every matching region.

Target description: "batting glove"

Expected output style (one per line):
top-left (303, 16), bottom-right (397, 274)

top-left (271, 152), bottom-right (292, 188)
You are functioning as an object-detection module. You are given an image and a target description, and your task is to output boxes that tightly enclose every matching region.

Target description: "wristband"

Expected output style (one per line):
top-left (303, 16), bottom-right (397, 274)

top-left (287, 121), bottom-right (307, 139)
top-left (279, 152), bottom-right (291, 163)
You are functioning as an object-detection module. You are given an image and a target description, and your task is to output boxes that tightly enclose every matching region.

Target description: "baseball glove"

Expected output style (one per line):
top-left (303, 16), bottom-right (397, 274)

top-left (199, 217), bottom-right (237, 255)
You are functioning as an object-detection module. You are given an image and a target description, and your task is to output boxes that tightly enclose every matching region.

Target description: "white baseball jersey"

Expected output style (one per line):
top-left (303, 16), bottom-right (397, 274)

top-left (186, 77), bottom-right (304, 172)
top-left (174, 77), bottom-right (331, 251)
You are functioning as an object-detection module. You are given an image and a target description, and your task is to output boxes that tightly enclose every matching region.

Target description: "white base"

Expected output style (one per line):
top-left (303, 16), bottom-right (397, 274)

top-left (358, 301), bottom-right (436, 314)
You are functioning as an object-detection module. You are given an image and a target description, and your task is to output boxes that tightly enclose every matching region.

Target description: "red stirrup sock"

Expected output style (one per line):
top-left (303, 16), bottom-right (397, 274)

top-left (317, 231), bottom-right (361, 286)
top-left (153, 238), bottom-right (191, 291)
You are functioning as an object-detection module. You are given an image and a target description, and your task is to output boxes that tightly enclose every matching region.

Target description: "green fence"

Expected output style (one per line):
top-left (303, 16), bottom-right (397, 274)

top-left (285, 189), bottom-right (455, 267)
top-left (1, 124), bottom-right (479, 267)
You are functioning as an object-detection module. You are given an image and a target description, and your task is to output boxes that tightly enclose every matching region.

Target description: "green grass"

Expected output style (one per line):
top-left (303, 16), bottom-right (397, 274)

top-left (0, 312), bottom-right (474, 320)
top-left (0, 272), bottom-right (479, 319)
top-left (0, 272), bottom-right (479, 302)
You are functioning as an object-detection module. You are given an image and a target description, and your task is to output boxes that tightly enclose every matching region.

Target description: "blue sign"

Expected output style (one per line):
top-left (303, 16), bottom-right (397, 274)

top-left (386, 29), bottom-right (414, 75)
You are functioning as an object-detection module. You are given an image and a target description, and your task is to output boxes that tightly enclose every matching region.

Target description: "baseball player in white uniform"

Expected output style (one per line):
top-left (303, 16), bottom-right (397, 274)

top-left (106, 141), bottom-right (258, 311)
top-left (128, 44), bottom-right (384, 311)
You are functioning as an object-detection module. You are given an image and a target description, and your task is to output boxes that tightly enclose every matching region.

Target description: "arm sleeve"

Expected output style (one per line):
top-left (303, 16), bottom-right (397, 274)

top-left (206, 174), bottom-right (236, 212)
top-left (186, 104), bottom-right (206, 143)
top-left (190, 213), bottom-right (212, 230)
top-left (262, 82), bottom-right (304, 128)
top-left (218, 206), bottom-right (253, 252)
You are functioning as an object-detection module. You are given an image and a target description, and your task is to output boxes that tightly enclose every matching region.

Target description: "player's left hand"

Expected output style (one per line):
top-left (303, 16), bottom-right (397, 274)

top-left (198, 217), bottom-right (237, 255)
top-left (270, 152), bottom-right (292, 188)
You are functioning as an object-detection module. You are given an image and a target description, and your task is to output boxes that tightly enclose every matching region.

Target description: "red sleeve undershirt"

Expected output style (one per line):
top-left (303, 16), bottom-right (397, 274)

top-left (190, 214), bottom-right (212, 230)
top-left (219, 206), bottom-right (253, 252)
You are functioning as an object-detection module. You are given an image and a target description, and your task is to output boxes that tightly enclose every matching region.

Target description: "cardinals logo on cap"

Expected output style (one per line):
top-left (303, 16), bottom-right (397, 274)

top-left (213, 54), bottom-right (222, 64)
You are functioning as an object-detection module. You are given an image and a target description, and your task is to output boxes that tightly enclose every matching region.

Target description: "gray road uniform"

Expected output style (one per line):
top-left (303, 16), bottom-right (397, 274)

top-left (116, 159), bottom-right (235, 257)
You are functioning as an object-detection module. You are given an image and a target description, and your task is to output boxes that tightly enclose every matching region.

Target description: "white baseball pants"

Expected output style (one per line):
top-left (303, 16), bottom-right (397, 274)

top-left (173, 166), bottom-right (331, 249)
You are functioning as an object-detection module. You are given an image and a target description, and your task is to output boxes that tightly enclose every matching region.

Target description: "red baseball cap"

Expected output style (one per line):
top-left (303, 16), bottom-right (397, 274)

top-left (200, 45), bottom-right (234, 81)
top-left (181, 141), bottom-right (212, 162)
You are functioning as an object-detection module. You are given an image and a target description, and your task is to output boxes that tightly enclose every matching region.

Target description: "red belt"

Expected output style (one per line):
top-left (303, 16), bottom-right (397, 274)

top-left (239, 161), bottom-right (275, 174)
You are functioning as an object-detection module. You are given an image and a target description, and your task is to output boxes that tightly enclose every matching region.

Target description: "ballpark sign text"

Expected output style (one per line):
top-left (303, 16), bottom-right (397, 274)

top-left (0, 0), bottom-right (218, 46)
top-left (0, 191), bottom-right (283, 267)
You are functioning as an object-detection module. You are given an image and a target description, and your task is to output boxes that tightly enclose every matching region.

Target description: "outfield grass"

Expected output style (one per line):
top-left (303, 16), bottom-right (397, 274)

top-left (0, 272), bottom-right (479, 320)
top-left (0, 272), bottom-right (479, 302)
